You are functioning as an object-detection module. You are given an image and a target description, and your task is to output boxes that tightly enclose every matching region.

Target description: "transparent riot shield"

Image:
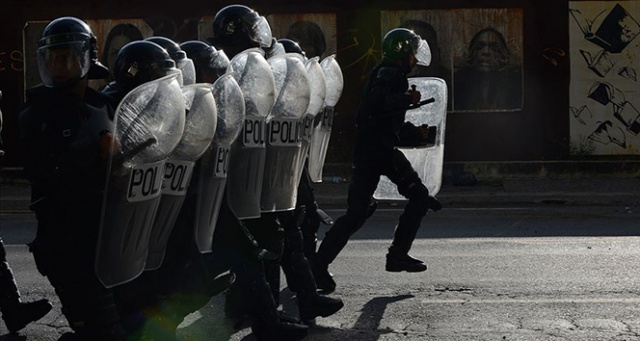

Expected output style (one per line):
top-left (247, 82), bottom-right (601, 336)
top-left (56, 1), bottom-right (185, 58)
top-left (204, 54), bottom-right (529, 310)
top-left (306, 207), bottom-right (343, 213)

top-left (309, 54), bottom-right (344, 182)
top-left (298, 57), bottom-right (326, 179)
top-left (193, 74), bottom-right (245, 253)
top-left (261, 53), bottom-right (310, 212)
top-left (226, 48), bottom-right (275, 219)
top-left (374, 77), bottom-right (448, 200)
top-left (96, 73), bottom-right (185, 288)
top-left (145, 83), bottom-right (217, 270)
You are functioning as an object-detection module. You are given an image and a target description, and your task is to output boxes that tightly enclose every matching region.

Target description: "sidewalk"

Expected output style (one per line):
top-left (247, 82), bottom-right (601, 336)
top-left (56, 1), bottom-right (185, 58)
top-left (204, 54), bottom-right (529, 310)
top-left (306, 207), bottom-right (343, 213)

top-left (2, 172), bottom-right (640, 212)
top-left (313, 176), bottom-right (640, 208)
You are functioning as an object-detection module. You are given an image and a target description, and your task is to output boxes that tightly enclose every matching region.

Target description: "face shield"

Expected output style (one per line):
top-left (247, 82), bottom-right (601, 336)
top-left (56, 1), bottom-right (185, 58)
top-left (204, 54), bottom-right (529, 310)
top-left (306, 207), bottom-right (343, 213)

top-left (37, 34), bottom-right (91, 87)
top-left (249, 16), bottom-right (273, 48)
top-left (411, 37), bottom-right (432, 67)
top-left (211, 50), bottom-right (232, 77)
top-left (175, 58), bottom-right (196, 86)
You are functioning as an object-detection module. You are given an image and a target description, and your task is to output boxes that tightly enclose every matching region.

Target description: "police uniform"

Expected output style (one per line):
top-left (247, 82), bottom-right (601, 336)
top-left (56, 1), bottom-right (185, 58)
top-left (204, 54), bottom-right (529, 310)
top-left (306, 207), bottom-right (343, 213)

top-left (19, 85), bottom-right (124, 340)
top-left (314, 29), bottom-right (441, 292)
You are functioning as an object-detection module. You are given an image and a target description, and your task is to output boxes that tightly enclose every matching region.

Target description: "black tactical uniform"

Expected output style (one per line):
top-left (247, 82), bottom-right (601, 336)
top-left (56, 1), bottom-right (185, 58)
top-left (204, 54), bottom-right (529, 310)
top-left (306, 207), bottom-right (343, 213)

top-left (313, 28), bottom-right (442, 293)
top-left (18, 18), bottom-right (124, 341)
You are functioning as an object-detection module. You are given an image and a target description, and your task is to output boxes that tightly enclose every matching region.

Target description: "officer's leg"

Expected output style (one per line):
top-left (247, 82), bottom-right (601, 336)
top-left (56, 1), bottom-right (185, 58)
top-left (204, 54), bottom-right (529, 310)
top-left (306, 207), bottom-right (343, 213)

top-left (384, 149), bottom-right (441, 272)
top-left (244, 213), bottom-right (284, 306)
top-left (0, 238), bottom-right (52, 334)
top-left (296, 166), bottom-right (321, 264)
top-left (215, 228), bottom-right (308, 341)
top-left (279, 211), bottom-right (344, 322)
top-left (47, 269), bottom-right (126, 340)
top-left (314, 167), bottom-right (379, 292)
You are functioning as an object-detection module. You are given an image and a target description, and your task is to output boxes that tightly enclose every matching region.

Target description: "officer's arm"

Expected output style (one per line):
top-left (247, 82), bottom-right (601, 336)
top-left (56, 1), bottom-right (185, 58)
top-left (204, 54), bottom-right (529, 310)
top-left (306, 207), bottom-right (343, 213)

top-left (368, 67), bottom-right (413, 113)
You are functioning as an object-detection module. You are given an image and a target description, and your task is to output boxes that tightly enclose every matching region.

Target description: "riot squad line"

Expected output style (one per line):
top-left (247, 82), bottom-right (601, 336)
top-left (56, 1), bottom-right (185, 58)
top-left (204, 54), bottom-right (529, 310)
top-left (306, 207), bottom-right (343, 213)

top-left (10, 3), bottom-right (447, 340)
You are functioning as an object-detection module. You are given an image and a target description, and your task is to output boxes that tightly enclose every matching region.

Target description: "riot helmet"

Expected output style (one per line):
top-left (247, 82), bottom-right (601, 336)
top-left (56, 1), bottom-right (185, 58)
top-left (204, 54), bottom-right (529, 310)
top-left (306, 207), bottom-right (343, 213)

top-left (145, 36), bottom-right (196, 86)
top-left (209, 4), bottom-right (272, 58)
top-left (382, 28), bottom-right (431, 68)
top-left (113, 40), bottom-right (177, 92)
top-left (37, 16), bottom-right (109, 87)
top-left (277, 38), bottom-right (305, 56)
top-left (179, 40), bottom-right (231, 83)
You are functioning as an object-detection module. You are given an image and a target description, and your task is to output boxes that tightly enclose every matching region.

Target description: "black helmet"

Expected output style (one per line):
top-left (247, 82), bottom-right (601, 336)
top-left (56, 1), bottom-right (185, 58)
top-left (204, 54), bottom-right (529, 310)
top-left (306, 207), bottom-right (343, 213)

top-left (277, 38), bottom-right (305, 56)
top-left (179, 40), bottom-right (230, 83)
top-left (209, 4), bottom-right (272, 57)
top-left (382, 28), bottom-right (431, 67)
top-left (113, 40), bottom-right (177, 91)
top-left (37, 16), bottom-right (109, 87)
top-left (145, 36), bottom-right (196, 85)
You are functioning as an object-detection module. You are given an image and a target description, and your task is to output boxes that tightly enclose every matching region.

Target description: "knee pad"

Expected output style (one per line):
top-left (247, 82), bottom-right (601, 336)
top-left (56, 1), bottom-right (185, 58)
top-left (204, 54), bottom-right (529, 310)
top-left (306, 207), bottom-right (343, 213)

top-left (400, 181), bottom-right (430, 216)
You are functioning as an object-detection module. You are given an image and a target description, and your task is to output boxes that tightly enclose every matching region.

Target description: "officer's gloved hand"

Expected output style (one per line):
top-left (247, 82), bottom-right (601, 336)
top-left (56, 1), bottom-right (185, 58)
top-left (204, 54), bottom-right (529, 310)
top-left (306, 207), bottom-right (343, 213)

top-left (418, 124), bottom-right (436, 147)
top-left (99, 131), bottom-right (122, 161)
top-left (408, 85), bottom-right (421, 105)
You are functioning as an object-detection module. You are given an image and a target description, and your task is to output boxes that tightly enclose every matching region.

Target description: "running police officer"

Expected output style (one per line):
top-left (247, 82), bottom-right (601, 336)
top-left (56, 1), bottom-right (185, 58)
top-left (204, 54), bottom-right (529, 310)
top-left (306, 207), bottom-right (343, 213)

top-left (313, 28), bottom-right (442, 293)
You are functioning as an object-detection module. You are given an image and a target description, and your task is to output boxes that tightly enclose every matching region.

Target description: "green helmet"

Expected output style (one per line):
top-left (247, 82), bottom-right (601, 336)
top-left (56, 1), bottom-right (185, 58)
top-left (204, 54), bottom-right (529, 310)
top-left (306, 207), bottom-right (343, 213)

top-left (382, 28), bottom-right (431, 66)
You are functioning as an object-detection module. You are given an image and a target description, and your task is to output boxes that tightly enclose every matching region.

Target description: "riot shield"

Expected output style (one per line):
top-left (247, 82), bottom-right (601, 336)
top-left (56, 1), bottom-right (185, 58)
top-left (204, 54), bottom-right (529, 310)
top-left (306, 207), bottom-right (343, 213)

top-left (226, 48), bottom-right (275, 219)
top-left (145, 83), bottom-right (217, 270)
top-left (96, 73), bottom-right (186, 288)
top-left (374, 77), bottom-right (448, 200)
top-left (193, 74), bottom-right (245, 253)
top-left (261, 53), bottom-right (310, 212)
top-left (298, 57), bottom-right (326, 177)
top-left (309, 54), bottom-right (344, 182)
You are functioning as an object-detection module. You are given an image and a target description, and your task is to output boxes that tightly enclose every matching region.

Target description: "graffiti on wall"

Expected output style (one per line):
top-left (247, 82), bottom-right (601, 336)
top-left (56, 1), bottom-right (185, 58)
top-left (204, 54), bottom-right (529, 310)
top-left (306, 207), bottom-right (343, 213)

top-left (382, 9), bottom-right (524, 112)
top-left (569, 1), bottom-right (640, 155)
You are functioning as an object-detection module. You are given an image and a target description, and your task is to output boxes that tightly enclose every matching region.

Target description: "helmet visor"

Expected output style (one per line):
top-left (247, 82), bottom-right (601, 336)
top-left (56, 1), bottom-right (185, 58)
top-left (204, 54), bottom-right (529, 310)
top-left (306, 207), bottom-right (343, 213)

top-left (176, 58), bottom-right (196, 86)
top-left (211, 50), bottom-right (232, 77)
top-left (37, 40), bottom-right (91, 87)
top-left (250, 16), bottom-right (273, 48)
top-left (412, 38), bottom-right (432, 67)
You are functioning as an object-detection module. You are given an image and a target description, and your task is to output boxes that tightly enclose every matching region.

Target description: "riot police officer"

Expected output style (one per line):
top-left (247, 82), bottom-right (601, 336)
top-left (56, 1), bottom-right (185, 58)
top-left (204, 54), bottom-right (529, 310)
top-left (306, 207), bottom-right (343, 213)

top-left (18, 16), bottom-right (126, 340)
top-left (102, 40), bottom-right (191, 340)
top-left (1, 90), bottom-right (53, 334)
top-left (276, 38), bottom-right (337, 293)
top-left (103, 40), bottom-right (178, 103)
top-left (211, 4), bottom-right (344, 338)
top-left (313, 28), bottom-right (442, 293)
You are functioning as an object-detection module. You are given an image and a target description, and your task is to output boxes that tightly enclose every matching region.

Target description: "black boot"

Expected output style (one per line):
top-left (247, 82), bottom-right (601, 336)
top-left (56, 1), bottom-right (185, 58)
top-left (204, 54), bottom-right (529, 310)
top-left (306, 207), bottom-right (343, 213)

top-left (248, 277), bottom-right (308, 341)
top-left (385, 211), bottom-right (427, 272)
top-left (298, 294), bottom-right (344, 323)
top-left (2, 299), bottom-right (53, 333)
top-left (385, 252), bottom-right (427, 272)
top-left (1, 249), bottom-right (53, 334)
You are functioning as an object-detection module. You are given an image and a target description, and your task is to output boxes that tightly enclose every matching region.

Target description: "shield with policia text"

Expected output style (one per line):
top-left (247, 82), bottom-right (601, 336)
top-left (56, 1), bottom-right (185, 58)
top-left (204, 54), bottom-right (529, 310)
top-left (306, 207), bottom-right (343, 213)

top-left (96, 73), bottom-right (186, 288)
top-left (374, 77), bottom-right (448, 200)
top-left (297, 56), bottom-right (326, 176)
top-left (308, 54), bottom-right (343, 183)
top-left (145, 83), bottom-right (217, 270)
top-left (193, 74), bottom-right (245, 253)
top-left (261, 53), bottom-right (311, 212)
top-left (226, 48), bottom-right (276, 219)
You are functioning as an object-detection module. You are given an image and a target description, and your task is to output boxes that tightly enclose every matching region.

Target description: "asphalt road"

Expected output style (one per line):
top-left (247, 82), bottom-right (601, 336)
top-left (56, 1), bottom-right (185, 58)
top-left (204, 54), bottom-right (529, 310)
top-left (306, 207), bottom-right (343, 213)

top-left (1, 204), bottom-right (639, 340)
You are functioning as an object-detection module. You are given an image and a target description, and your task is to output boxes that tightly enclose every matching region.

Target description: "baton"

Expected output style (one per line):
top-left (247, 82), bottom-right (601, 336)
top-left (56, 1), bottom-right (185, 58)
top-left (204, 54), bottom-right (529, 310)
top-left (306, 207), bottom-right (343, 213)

top-left (408, 97), bottom-right (435, 110)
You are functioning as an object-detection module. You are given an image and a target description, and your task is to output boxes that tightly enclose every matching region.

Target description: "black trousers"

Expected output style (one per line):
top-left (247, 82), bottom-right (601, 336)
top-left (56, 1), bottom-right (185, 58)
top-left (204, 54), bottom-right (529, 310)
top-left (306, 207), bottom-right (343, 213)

top-left (317, 147), bottom-right (430, 265)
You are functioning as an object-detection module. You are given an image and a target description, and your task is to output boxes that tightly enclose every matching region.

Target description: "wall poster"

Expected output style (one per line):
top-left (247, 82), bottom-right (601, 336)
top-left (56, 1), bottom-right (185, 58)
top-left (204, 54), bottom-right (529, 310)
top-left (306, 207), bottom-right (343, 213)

top-left (382, 9), bottom-right (524, 113)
